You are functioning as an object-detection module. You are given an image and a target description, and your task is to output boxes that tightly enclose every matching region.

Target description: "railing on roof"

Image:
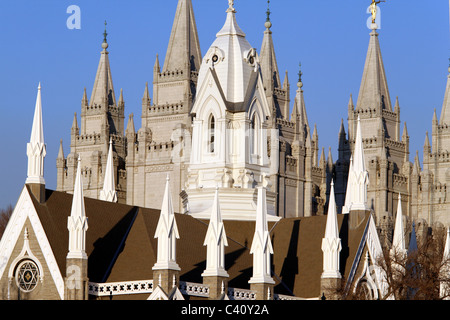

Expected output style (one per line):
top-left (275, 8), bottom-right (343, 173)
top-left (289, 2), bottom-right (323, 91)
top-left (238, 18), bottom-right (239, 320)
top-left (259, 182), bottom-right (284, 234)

top-left (88, 280), bottom-right (309, 300)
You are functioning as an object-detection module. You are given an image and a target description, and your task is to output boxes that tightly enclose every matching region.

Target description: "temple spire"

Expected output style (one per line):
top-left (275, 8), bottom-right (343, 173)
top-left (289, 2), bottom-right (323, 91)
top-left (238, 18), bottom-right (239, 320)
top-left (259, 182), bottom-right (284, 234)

top-left (439, 60), bottom-right (450, 126)
top-left (291, 65), bottom-right (309, 139)
top-left (90, 23), bottom-right (116, 108)
top-left (99, 138), bottom-right (117, 203)
top-left (260, 1), bottom-right (281, 95)
top-left (356, 20), bottom-right (392, 112)
top-left (163, 0), bottom-right (202, 74)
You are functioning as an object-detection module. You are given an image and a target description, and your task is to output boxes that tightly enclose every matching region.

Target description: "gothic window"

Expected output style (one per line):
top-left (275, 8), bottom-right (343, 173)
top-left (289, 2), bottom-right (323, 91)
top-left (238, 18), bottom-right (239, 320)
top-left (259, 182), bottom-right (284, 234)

top-left (15, 259), bottom-right (40, 292)
top-left (250, 113), bottom-right (260, 157)
top-left (208, 114), bottom-right (215, 153)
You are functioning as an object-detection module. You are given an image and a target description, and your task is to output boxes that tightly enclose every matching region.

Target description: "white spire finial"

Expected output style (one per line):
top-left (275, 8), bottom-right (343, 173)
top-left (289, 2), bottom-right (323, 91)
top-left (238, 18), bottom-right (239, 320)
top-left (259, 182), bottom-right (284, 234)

top-left (321, 180), bottom-right (342, 279)
top-left (26, 83), bottom-right (46, 185)
top-left (228, 0), bottom-right (235, 11)
top-left (67, 155), bottom-right (88, 260)
top-left (202, 187), bottom-right (229, 278)
top-left (153, 174), bottom-right (181, 271)
top-left (392, 194), bottom-right (406, 254)
top-left (99, 138), bottom-right (117, 202)
top-left (249, 187), bottom-right (275, 285)
top-left (345, 116), bottom-right (369, 212)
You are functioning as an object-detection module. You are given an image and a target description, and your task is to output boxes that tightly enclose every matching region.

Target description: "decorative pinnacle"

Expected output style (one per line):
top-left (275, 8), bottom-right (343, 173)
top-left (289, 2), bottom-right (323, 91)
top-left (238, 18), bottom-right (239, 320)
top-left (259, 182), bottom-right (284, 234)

top-left (265, 0), bottom-right (272, 29)
top-left (103, 20), bottom-right (108, 43)
top-left (227, 0), bottom-right (236, 12)
top-left (297, 62), bottom-right (303, 88)
top-left (102, 20), bottom-right (109, 50)
top-left (448, 58), bottom-right (450, 74)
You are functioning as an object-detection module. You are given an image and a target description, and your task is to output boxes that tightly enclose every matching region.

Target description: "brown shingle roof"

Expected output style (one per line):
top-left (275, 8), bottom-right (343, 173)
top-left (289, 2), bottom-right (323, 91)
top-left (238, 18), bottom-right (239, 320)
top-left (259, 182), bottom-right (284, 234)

top-left (28, 187), bottom-right (369, 299)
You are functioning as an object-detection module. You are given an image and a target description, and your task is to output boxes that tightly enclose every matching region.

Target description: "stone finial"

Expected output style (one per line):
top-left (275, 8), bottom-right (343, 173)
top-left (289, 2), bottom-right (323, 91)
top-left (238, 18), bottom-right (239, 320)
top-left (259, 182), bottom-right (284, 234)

top-left (265, 0), bottom-right (272, 29)
top-left (102, 20), bottom-right (108, 49)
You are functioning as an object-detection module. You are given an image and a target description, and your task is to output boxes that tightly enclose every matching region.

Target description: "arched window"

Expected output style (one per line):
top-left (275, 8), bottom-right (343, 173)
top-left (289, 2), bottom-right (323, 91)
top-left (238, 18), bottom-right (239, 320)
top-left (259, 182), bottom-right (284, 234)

top-left (250, 113), bottom-right (260, 156)
top-left (208, 114), bottom-right (215, 153)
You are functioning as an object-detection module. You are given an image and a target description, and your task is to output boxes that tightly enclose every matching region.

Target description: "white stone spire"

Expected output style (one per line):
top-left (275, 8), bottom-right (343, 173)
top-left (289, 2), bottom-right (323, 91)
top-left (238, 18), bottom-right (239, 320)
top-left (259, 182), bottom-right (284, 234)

top-left (67, 156), bottom-right (89, 260)
top-left (201, 187), bottom-right (229, 278)
top-left (153, 175), bottom-right (181, 271)
top-left (249, 187), bottom-right (275, 285)
top-left (321, 180), bottom-right (342, 279)
top-left (26, 83), bottom-right (46, 185)
top-left (99, 138), bottom-right (117, 202)
top-left (345, 116), bottom-right (369, 212)
top-left (342, 156), bottom-right (353, 214)
top-left (391, 194), bottom-right (406, 255)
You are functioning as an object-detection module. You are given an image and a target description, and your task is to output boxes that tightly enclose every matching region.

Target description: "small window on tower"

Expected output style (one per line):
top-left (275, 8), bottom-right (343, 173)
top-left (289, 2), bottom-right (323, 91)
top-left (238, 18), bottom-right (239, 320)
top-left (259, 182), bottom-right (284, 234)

top-left (209, 115), bottom-right (215, 153)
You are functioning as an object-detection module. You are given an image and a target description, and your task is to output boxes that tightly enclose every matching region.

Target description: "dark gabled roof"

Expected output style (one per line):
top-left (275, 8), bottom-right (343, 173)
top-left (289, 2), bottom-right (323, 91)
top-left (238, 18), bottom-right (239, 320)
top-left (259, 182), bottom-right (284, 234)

top-left (28, 187), bottom-right (369, 299)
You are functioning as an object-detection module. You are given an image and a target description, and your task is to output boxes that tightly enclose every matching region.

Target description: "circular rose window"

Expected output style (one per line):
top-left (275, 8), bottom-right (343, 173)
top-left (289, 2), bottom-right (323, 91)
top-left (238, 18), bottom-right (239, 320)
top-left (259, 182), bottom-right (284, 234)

top-left (16, 260), bottom-right (39, 292)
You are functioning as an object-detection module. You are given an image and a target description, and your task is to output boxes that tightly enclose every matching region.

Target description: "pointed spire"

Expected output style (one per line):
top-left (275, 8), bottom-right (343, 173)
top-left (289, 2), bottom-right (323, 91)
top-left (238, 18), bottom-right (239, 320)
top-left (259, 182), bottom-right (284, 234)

top-left (30, 82), bottom-right (44, 144)
top-left (321, 181), bottom-right (342, 279)
top-left (57, 139), bottom-right (64, 160)
top-left (402, 122), bottom-right (409, 141)
top-left (339, 119), bottom-right (346, 137)
top-left (26, 83), bottom-right (46, 185)
top-left (99, 138), bottom-right (117, 203)
top-left (90, 23), bottom-right (116, 108)
top-left (392, 194), bottom-right (406, 254)
top-left (260, 0), bottom-right (280, 94)
top-left (118, 88), bottom-right (124, 107)
top-left (394, 96), bottom-right (400, 112)
top-left (142, 82), bottom-right (151, 105)
top-left (126, 113), bottom-right (136, 140)
top-left (202, 187), bottom-right (229, 278)
top-left (283, 70), bottom-right (289, 90)
top-left (291, 64), bottom-right (309, 135)
top-left (356, 24), bottom-right (392, 112)
top-left (249, 187), bottom-right (275, 285)
top-left (412, 150), bottom-right (421, 175)
top-left (348, 93), bottom-right (354, 110)
top-left (154, 54), bottom-right (161, 73)
top-left (71, 112), bottom-right (78, 131)
top-left (342, 156), bottom-right (353, 214)
top-left (153, 174), bottom-right (181, 271)
top-left (327, 147), bottom-right (334, 168)
top-left (82, 87), bottom-right (88, 107)
top-left (439, 59), bottom-right (450, 126)
top-left (67, 156), bottom-right (88, 260)
top-left (319, 147), bottom-right (326, 167)
top-left (163, 0), bottom-right (202, 73)
top-left (353, 116), bottom-right (366, 173)
top-left (424, 131), bottom-right (431, 154)
top-left (345, 117), bottom-right (369, 212)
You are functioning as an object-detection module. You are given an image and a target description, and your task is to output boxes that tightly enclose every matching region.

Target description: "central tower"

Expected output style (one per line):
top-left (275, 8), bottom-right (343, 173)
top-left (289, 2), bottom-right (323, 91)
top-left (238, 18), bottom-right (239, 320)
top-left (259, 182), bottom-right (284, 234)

top-left (181, 1), bottom-right (278, 220)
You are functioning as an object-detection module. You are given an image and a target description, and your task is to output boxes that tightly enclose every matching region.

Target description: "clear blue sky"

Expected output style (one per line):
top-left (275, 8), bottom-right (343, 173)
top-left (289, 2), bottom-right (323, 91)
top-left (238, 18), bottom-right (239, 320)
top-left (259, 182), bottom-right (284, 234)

top-left (0, 0), bottom-right (448, 210)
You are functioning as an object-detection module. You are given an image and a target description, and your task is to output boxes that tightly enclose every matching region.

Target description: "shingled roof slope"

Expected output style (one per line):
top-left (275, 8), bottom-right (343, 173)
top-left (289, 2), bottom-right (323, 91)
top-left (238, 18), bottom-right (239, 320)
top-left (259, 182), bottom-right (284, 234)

top-left (28, 187), bottom-right (370, 300)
